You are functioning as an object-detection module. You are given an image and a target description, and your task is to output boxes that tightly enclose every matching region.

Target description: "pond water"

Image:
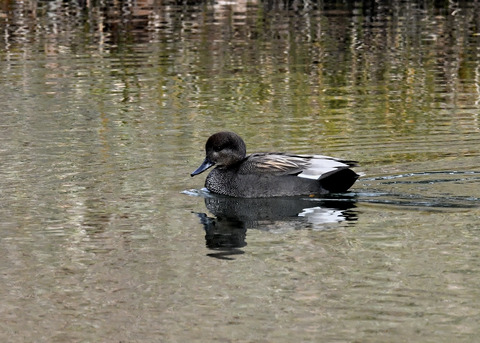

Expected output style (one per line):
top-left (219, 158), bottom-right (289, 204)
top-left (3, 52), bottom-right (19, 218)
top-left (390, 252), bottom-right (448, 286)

top-left (1, 0), bottom-right (480, 342)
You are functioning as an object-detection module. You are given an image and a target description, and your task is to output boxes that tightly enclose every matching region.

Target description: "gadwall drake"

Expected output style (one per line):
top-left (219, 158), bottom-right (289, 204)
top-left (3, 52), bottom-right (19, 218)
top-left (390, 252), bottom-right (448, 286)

top-left (191, 131), bottom-right (359, 198)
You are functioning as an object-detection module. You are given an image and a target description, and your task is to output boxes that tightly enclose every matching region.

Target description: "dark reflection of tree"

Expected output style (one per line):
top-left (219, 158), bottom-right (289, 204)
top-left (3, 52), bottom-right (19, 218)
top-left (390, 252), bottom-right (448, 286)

top-left (1, 0), bottom-right (479, 142)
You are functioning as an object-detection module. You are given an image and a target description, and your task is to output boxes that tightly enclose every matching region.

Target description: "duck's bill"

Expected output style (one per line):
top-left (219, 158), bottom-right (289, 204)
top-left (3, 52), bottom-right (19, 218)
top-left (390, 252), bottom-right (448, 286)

top-left (191, 158), bottom-right (215, 176)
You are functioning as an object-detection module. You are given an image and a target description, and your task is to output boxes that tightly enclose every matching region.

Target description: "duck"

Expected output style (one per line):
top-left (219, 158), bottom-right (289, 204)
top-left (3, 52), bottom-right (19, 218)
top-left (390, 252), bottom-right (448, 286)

top-left (191, 131), bottom-right (359, 198)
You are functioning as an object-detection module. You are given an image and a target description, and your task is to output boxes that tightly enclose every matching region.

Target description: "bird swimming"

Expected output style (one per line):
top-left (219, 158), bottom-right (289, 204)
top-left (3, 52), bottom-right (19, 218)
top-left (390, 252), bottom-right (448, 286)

top-left (191, 131), bottom-right (359, 198)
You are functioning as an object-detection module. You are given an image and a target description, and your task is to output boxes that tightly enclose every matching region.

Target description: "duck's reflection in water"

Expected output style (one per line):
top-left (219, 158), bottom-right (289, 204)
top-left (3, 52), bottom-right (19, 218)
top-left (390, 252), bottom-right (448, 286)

top-left (196, 194), bottom-right (358, 259)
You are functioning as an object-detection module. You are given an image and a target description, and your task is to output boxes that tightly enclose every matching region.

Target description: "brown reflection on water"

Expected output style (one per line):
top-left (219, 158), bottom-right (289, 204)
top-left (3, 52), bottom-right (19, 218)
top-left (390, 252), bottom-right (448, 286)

top-left (1, 1), bottom-right (479, 181)
top-left (3, 1), bottom-right (479, 102)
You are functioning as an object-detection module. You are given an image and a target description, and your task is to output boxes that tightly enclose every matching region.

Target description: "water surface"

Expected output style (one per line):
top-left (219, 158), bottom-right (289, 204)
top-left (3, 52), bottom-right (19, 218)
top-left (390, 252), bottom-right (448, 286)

top-left (1, 1), bottom-right (480, 342)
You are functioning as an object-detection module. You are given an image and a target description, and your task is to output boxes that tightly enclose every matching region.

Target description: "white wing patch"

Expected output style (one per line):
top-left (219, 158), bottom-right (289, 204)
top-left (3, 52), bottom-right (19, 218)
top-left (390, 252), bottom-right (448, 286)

top-left (297, 155), bottom-right (351, 180)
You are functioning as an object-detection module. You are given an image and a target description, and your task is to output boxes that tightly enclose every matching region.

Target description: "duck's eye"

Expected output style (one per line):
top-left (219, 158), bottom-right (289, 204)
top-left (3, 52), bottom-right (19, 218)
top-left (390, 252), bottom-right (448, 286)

top-left (213, 145), bottom-right (224, 152)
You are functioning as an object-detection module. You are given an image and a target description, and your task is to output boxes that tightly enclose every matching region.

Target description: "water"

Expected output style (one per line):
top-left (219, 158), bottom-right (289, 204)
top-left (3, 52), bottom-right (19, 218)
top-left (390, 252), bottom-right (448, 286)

top-left (1, 1), bottom-right (480, 341)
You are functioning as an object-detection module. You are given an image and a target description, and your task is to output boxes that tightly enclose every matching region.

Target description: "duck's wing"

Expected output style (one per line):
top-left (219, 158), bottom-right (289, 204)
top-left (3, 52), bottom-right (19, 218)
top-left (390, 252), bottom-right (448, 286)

top-left (299, 155), bottom-right (358, 180)
top-left (245, 153), bottom-right (357, 180)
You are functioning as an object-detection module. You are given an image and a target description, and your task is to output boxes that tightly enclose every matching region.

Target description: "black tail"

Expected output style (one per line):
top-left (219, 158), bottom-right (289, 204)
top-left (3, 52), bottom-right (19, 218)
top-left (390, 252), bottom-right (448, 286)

top-left (319, 168), bottom-right (359, 193)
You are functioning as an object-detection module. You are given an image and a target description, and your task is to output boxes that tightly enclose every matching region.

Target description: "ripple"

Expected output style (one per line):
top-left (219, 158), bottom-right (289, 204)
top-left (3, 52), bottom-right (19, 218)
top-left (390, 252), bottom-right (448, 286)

top-left (357, 171), bottom-right (480, 209)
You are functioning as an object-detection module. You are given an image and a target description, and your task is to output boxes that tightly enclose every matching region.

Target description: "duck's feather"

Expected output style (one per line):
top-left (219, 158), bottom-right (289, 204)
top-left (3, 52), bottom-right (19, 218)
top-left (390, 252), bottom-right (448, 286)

top-left (244, 153), bottom-right (357, 180)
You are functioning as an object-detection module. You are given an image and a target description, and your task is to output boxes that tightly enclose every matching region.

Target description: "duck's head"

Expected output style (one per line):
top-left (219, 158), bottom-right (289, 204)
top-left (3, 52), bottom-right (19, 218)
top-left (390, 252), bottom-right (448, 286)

top-left (191, 131), bottom-right (247, 176)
